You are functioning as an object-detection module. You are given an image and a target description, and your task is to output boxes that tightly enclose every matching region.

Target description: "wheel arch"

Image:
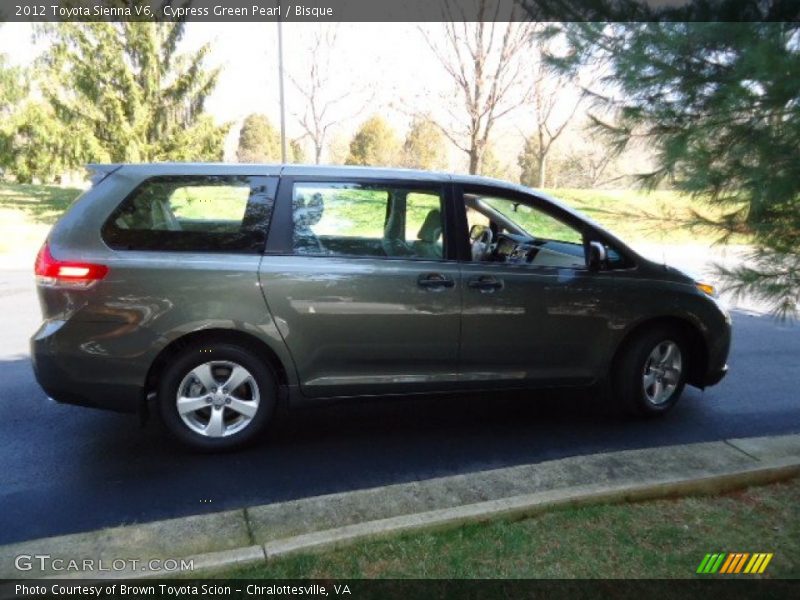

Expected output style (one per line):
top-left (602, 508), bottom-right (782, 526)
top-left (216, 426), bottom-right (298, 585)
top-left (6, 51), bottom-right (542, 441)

top-left (145, 328), bottom-right (291, 397)
top-left (611, 315), bottom-right (709, 388)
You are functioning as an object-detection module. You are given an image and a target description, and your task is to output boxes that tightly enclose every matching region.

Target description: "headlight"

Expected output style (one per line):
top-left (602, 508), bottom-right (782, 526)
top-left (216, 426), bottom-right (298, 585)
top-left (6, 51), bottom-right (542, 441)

top-left (695, 281), bottom-right (717, 297)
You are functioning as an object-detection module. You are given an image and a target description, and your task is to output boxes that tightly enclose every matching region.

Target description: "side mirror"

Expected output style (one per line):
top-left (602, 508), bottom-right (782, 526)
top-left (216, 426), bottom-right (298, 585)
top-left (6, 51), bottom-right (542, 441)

top-left (588, 241), bottom-right (607, 271)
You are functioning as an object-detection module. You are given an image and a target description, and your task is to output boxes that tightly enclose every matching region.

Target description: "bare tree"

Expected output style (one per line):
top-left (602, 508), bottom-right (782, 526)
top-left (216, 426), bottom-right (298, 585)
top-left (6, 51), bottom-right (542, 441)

top-left (526, 49), bottom-right (584, 188)
top-left (289, 26), bottom-right (372, 164)
top-left (420, 1), bottom-right (534, 174)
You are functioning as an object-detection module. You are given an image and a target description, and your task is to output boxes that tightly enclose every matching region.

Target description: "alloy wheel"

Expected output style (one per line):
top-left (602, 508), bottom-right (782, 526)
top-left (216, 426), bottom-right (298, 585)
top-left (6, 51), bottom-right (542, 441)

top-left (176, 361), bottom-right (260, 437)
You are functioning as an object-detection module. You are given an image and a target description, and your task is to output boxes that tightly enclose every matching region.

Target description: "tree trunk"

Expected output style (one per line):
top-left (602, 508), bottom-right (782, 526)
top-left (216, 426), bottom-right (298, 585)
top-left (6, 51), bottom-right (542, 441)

top-left (537, 153), bottom-right (547, 188)
top-left (469, 150), bottom-right (480, 175)
top-left (314, 142), bottom-right (322, 164)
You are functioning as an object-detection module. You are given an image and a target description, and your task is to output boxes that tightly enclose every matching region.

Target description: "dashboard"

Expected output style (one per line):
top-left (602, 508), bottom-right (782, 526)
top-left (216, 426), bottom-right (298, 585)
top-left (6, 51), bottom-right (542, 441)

top-left (491, 233), bottom-right (587, 269)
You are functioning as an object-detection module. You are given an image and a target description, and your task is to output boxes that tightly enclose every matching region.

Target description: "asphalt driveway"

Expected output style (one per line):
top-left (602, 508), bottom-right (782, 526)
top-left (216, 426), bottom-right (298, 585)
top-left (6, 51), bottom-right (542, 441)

top-left (1, 267), bottom-right (798, 545)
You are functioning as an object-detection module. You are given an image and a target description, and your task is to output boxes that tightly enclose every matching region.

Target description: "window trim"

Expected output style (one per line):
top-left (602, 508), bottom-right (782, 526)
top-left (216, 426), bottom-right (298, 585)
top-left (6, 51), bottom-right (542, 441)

top-left (101, 175), bottom-right (277, 254)
top-left (266, 176), bottom-right (457, 263)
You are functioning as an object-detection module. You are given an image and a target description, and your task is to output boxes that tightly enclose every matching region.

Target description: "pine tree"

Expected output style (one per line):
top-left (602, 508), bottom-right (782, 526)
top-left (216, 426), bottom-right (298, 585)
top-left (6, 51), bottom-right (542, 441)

top-left (0, 53), bottom-right (26, 173)
top-left (237, 114), bottom-right (281, 163)
top-left (39, 22), bottom-right (228, 165)
top-left (402, 116), bottom-right (448, 170)
top-left (345, 116), bottom-right (400, 167)
top-left (546, 16), bottom-right (800, 316)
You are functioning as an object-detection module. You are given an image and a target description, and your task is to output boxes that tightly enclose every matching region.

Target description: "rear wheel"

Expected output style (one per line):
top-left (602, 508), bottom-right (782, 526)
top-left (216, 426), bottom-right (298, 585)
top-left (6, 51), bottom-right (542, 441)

top-left (614, 327), bottom-right (687, 417)
top-left (158, 343), bottom-right (276, 450)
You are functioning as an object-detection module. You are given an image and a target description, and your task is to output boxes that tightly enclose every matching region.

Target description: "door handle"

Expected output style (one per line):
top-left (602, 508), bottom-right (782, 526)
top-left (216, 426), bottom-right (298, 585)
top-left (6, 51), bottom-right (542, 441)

top-left (468, 275), bottom-right (503, 291)
top-left (417, 273), bottom-right (455, 289)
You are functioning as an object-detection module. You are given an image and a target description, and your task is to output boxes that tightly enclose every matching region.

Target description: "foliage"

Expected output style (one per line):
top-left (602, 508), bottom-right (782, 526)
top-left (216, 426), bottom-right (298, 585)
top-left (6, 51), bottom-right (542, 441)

top-left (518, 136), bottom-right (549, 188)
top-left (0, 54), bottom-right (27, 174)
top-left (37, 22), bottom-right (228, 169)
top-left (290, 139), bottom-right (307, 164)
top-left (519, 131), bottom-right (621, 189)
top-left (237, 114), bottom-right (281, 163)
top-left (402, 115), bottom-right (448, 170)
top-left (237, 114), bottom-right (307, 164)
top-left (479, 145), bottom-right (511, 180)
top-left (345, 115), bottom-right (400, 167)
top-left (544, 16), bottom-right (800, 316)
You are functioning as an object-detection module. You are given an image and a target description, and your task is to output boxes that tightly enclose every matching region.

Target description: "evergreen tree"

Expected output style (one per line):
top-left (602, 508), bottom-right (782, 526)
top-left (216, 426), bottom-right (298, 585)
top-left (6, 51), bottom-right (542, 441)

top-left (345, 116), bottom-right (400, 167)
top-left (402, 115), bottom-right (447, 170)
top-left (39, 22), bottom-right (228, 165)
top-left (0, 53), bottom-right (26, 173)
top-left (237, 114), bottom-right (281, 163)
top-left (289, 139), bottom-right (307, 164)
top-left (545, 14), bottom-right (800, 316)
top-left (480, 145), bottom-right (511, 180)
top-left (518, 136), bottom-right (553, 188)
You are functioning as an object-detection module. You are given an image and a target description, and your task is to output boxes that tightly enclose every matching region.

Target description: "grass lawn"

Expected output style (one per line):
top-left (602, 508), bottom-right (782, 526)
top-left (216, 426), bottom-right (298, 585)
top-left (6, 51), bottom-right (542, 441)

top-left (216, 478), bottom-right (799, 579)
top-left (0, 182), bottom-right (84, 265)
top-left (0, 182), bottom-right (745, 266)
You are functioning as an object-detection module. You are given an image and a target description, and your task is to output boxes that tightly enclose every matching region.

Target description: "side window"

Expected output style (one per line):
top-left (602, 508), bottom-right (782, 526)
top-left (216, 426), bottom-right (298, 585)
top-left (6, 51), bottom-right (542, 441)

top-left (291, 182), bottom-right (445, 259)
top-left (473, 195), bottom-right (586, 269)
top-left (102, 175), bottom-right (276, 253)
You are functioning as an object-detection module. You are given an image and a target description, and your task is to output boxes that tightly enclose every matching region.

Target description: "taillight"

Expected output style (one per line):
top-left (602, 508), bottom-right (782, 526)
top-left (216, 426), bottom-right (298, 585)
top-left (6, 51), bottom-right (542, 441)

top-left (35, 243), bottom-right (108, 288)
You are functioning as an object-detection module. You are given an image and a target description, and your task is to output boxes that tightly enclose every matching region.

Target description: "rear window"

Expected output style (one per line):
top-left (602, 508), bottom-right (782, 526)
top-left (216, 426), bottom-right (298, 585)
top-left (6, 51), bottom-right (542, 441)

top-left (102, 175), bottom-right (277, 253)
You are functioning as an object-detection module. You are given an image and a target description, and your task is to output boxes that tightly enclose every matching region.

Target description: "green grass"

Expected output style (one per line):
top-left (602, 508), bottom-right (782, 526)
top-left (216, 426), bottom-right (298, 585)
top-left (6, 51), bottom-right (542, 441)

top-left (550, 188), bottom-right (748, 245)
top-left (0, 182), bottom-right (83, 225)
top-left (214, 478), bottom-right (799, 579)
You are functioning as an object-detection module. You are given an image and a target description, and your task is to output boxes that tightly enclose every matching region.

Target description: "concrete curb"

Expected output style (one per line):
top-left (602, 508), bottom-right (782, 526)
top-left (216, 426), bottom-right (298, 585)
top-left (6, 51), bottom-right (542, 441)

top-left (2, 433), bottom-right (798, 579)
top-left (263, 461), bottom-right (800, 561)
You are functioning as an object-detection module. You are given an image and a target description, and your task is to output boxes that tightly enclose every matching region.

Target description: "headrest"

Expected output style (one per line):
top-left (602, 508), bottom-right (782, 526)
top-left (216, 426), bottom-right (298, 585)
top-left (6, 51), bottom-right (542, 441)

top-left (417, 209), bottom-right (442, 243)
top-left (293, 192), bottom-right (324, 227)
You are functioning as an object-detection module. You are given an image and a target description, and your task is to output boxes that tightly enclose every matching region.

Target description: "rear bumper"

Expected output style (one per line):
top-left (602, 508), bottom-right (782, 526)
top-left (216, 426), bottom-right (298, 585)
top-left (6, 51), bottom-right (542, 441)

top-left (30, 320), bottom-right (143, 414)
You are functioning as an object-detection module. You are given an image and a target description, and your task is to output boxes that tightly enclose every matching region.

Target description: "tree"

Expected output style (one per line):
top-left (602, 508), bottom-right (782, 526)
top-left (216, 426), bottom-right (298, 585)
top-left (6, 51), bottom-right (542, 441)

top-left (237, 114), bottom-right (281, 163)
top-left (0, 54), bottom-right (26, 173)
top-left (420, 0), bottom-right (534, 174)
top-left (345, 116), bottom-right (400, 167)
top-left (480, 145), bottom-right (511, 180)
top-left (289, 26), bottom-right (372, 164)
top-left (289, 139), bottom-right (307, 164)
top-left (38, 22), bottom-right (228, 166)
top-left (519, 124), bottom-right (621, 189)
top-left (546, 14), bottom-right (800, 315)
top-left (402, 115), bottom-right (448, 170)
top-left (5, 102), bottom-right (70, 183)
top-left (524, 46), bottom-right (584, 187)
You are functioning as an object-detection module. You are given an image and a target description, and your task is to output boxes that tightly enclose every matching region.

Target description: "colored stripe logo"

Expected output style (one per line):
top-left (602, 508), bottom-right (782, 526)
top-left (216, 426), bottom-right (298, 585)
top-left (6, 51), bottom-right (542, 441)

top-left (697, 553), bottom-right (773, 574)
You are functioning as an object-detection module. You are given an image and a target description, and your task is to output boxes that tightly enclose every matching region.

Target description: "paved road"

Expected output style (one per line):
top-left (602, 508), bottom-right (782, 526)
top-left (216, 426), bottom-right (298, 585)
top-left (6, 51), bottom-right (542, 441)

top-left (1, 267), bottom-right (798, 546)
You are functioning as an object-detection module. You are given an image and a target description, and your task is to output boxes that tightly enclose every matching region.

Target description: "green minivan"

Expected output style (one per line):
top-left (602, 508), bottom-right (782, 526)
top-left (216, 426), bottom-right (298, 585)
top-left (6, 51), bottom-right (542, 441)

top-left (31, 164), bottom-right (730, 450)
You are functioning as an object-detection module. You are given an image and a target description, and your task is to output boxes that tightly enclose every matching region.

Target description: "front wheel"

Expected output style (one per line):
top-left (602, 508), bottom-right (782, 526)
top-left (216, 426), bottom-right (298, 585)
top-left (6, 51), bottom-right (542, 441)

top-left (613, 328), bottom-right (687, 417)
top-left (158, 343), bottom-right (276, 450)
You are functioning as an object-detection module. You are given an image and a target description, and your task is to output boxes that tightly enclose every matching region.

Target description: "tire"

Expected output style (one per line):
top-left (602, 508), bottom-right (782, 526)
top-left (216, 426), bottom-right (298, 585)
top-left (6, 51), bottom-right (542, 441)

top-left (613, 327), bottom-right (688, 417)
top-left (157, 342), bottom-right (276, 451)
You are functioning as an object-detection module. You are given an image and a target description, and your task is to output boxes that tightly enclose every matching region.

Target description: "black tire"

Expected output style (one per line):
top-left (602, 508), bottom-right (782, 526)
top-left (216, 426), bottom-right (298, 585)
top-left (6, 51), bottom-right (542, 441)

top-left (613, 327), bottom-right (688, 417)
top-left (157, 342), bottom-right (276, 451)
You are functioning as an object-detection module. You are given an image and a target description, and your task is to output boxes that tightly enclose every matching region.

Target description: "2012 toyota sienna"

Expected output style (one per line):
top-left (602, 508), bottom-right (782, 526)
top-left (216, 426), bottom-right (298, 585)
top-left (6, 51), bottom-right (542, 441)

top-left (31, 164), bottom-right (731, 450)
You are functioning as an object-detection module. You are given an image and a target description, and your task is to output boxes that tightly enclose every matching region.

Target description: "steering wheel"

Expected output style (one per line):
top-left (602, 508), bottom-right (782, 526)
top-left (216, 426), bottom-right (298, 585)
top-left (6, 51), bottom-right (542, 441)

top-left (471, 227), bottom-right (494, 261)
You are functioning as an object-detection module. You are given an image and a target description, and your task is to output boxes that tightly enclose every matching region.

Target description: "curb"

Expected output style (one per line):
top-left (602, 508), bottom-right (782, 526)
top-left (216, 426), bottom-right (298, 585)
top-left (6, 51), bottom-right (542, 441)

top-left (3, 433), bottom-right (799, 580)
top-left (262, 461), bottom-right (800, 561)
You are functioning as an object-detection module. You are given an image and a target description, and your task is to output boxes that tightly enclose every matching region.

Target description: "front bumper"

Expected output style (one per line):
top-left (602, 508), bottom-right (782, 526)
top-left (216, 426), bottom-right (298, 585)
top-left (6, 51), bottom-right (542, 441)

top-left (703, 363), bottom-right (728, 387)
